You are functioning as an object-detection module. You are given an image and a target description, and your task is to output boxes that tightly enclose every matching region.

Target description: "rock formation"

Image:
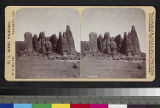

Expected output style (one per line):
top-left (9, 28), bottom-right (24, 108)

top-left (16, 25), bottom-right (143, 61)
top-left (16, 25), bottom-right (78, 58)
top-left (45, 37), bottom-right (52, 54)
top-left (110, 37), bottom-right (117, 55)
top-left (39, 32), bottom-right (46, 54)
top-left (81, 26), bottom-right (142, 58)
top-left (120, 32), bottom-right (127, 55)
top-left (130, 26), bottom-right (141, 54)
top-left (24, 32), bottom-right (33, 55)
top-left (32, 34), bottom-right (39, 52)
top-left (114, 34), bottom-right (122, 52)
top-left (96, 32), bottom-right (112, 54)
top-left (103, 32), bottom-right (111, 54)
top-left (89, 32), bottom-right (98, 53)
top-left (56, 32), bottom-right (63, 55)
top-left (49, 34), bottom-right (58, 52)
top-left (97, 34), bottom-right (104, 52)
top-left (104, 32), bottom-right (110, 41)
top-left (121, 26), bottom-right (141, 56)
top-left (65, 25), bottom-right (75, 53)
top-left (56, 25), bottom-right (76, 55)
top-left (81, 41), bottom-right (91, 55)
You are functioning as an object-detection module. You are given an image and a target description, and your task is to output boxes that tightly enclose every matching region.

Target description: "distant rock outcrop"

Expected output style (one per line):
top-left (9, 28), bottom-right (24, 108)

top-left (16, 25), bottom-right (143, 61)
top-left (81, 26), bottom-right (143, 59)
top-left (16, 25), bottom-right (78, 59)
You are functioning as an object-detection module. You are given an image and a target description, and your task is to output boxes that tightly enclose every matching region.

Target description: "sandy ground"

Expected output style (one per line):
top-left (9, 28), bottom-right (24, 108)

top-left (16, 56), bottom-right (80, 79)
top-left (81, 56), bottom-right (146, 79)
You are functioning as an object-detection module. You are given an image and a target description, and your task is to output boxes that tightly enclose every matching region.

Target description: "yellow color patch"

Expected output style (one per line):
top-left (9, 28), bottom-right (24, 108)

top-left (52, 104), bottom-right (70, 108)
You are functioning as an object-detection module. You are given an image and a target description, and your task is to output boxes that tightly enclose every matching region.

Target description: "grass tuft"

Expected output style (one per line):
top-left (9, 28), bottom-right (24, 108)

top-left (137, 64), bottom-right (142, 69)
top-left (72, 63), bottom-right (78, 69)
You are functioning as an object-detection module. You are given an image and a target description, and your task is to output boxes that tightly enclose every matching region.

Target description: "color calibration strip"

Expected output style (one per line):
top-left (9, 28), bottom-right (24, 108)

top-left (0, 104), bottom-right (160, 108)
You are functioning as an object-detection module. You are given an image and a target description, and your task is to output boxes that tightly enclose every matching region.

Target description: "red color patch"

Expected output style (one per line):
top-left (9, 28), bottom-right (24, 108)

top-left (71, 104), bottom-right (89, 108)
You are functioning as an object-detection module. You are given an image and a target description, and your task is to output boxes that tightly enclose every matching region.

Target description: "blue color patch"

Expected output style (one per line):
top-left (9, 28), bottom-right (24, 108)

top-left (14, 104), bottom-right (32, 108)
top-left (0, 104), bottom-right (13, 108)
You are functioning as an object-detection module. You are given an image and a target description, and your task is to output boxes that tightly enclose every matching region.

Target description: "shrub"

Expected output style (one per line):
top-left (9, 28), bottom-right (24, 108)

top-left (137, 64), bottom-right (142, 69)
top-left (72, 63), bottom-right (78, 69)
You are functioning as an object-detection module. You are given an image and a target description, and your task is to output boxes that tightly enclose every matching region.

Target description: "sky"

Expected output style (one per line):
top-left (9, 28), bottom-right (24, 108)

top-left (16, 8), bottom-right (80, 52)
top-left (81, 8), bottom-right (146, 53)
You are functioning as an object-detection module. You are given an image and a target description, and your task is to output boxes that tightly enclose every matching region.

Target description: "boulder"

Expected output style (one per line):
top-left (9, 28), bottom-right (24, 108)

top-left (24, 32), bottom-right (33, 55)
top-left (89, 32), bottom-right (98, 53)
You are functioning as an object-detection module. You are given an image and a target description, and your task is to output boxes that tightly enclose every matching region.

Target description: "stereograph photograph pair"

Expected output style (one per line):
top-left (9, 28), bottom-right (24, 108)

top-left (5, 6), bottom-right (155, 81)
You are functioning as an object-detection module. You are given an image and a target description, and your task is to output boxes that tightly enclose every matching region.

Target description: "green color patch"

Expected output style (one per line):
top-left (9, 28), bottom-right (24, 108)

top-left (33, 104), bottom-right (51, 108)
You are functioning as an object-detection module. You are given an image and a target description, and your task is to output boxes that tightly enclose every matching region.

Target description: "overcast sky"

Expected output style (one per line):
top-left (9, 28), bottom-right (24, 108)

top-left (16, 8), bottom-right (80, 52)
top-left (81, 8), bottom-right (146, 53)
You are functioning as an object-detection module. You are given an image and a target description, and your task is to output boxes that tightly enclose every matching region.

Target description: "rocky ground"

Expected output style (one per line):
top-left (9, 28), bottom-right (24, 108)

top-left (16, 56), bottom-right (80, 79)
top-left (81, 56), bottom-right (146, 79)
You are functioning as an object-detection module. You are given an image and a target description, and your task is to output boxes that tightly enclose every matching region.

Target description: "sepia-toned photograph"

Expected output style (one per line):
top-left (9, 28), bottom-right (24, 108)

top-left (15, 8), bottom-right (80, 79)
top-left (5, 6), bottom-right (155, 81)
top-left (81, 8), bottom-right (146, 79)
